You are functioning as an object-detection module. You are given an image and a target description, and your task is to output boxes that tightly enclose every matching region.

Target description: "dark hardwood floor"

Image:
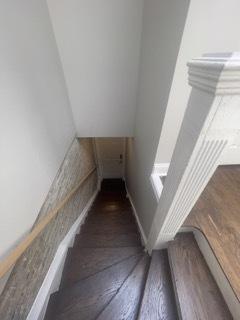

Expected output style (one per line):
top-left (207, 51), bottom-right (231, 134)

top-left (59, 246), bottom-right (142, 289)
top-left (168, 233), bottom-right (232, 320)
top-left (184, 165), bottom-right (240, 302)
top-left (97, 254), bottom-right (149, 320)
top-left (45, 254), bottom-right (142, 320)
top-left (138, 250), bottom-right (178, 320)
top-left (44, 179), bottom-right (232, 320)
top-left (44, 179), bottom-right (149, 320)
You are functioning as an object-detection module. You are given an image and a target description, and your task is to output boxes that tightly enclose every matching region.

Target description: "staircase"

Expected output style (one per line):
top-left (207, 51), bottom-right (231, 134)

top-left (44, 179), bottom-right (232, 320)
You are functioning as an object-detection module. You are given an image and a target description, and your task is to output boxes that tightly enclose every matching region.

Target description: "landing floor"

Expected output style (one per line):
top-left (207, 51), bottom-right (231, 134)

top-left (184, 165), bottom-right (240, 303)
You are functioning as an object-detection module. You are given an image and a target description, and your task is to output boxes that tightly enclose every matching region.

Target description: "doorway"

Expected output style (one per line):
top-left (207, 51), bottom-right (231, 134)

top-left (95, 138), bottom-right (126, 179)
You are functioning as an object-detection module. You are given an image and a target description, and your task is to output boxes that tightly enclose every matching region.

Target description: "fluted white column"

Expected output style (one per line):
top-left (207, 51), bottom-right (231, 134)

top-left (147, 52), bottom-right (240, 251)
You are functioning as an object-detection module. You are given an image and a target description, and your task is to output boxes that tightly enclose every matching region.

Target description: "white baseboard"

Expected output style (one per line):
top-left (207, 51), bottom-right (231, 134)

top-left (27, 189), bottom-right (98, 320)
top-left (125, 185), bottom-right (147, 246)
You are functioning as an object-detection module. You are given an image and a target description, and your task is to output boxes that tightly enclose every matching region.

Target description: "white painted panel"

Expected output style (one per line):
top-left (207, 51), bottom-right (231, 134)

top-left (0, 0), bottom-right (76, 257)
top-left (156, 0), bottom-right (240, 165)
top-left (125, 0), bottom-right (190, 236)
top-left (46, 0), bottom-right (144, 137)
top-left (96, 138), bottom-right (125, 178)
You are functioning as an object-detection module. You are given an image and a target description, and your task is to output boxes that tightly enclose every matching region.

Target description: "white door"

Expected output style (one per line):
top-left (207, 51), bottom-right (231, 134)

top-left (95, 138), bottom-right (125, 179)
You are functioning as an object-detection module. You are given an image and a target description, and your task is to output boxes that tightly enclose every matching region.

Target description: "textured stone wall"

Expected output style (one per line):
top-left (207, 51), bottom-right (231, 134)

top-left (0, 138), bottom-right (98, 320)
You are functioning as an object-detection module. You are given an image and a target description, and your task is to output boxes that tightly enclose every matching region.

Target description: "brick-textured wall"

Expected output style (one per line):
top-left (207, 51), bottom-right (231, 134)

top-left (0, 138), bottom-right (98, 320)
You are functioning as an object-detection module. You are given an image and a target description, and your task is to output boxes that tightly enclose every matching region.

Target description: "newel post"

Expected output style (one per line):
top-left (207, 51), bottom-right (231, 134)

top-left (147, 52), bottom-right (240, 251)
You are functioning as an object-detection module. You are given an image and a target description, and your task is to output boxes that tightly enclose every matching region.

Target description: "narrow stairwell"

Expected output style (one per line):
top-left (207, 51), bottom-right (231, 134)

top-left (44, 179), bottom-right (149, 320)
top-left (44, 180), bottom-right (233, 320)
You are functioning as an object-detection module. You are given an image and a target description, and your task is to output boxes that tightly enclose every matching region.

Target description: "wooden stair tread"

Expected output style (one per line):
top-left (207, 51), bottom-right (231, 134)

top-left (85, 215), bottom-right (136, 227)
top-left (97, 254), bottom-right (150, 320)
top-left (88, 202), bottom-right (131, 210)
top-left (168, 233), bottom-right (232, 320)
top-left (45, 178), bottom-right (233, 320)
top-left (60, 247), bottom-right (143, 289)
top-left (74, 231), bottom-right (142, 248)
top-left (44, 291), bottom-right (112, 320)
top-left (138, 250), bottom-right (178, 320)
top-left (80, 221), bottom-right (139, 234)
top-left (44, 179), bottom-right (147, 320)
top-left (184, 165), bottom-right (240, 302)
top-left (85, 201), bottom-right (135, 225)
top-left (88, 209), bottom-right (132, 216)
top-left (44, 254), bottom-right (142, 320)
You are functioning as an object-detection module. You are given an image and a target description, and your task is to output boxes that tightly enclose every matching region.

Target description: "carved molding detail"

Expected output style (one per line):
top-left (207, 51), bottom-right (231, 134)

top-left (162, 139), bottom-right (227, 236)
top-left (148, 52), bottom-right (240, 251)
top-left (188, 53), bottom-right (240, 95)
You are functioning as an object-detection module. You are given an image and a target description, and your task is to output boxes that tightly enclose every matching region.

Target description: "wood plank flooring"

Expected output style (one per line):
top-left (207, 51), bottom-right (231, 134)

top-left (97, 254), bottom-right (149, 320)
top-left (44, 179), bottom-right (149, 320)
top-left (43, 178), bottom-right (232, 320)
top-left (60, 246), bottom-right (143, 289)
top-left (168, 233), bottom-right (232, 320)
top-left (138, 250), bottom-right (178, 320)
top-left (184, 165), bottom-right (240, 302)
top-left (45, 255), bottom-right (142, 320)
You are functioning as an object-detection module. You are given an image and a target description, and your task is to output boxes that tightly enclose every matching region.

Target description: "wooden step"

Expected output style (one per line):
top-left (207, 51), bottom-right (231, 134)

top-left (60, 246), bottom-right (143, 289)
top-left (86, 205), bottom-right (135, 216)
top-left (74, 231), bottom-right (142, 248)
top-left (80, 219), bottom-right (138, 234)
top-left (88, 195), bottom-right (130, 206)
top-left (87, 211), bottom-right (135, 221)
top-left (85, 214), bottom-right (136, 227)
top-left (44, 179), bottom-right (146, 320)
top-left (184, 165), bottom-right (240, 304)
top-left (101, 179), bottom-right (126, 192)
top-left (168, 233), bottom-right (232, 320)
top-left (89, 196), bottom-right (130, 206)
top-left (44, 254), bottom-right (142, 320)
top-left (85, 206), bottom-right (135, 225)
top-left (96, 254), bottom-right (150, 320)
top-left (138, 250), bottom-right (178, 320)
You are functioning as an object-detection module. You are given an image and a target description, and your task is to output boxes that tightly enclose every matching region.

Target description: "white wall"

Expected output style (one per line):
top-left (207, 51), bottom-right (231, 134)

top-left (0, 0), bottom-right (76, 257)
top-left (156, 0), bottom-right (240, 165)
top-left (47, 0), bottom-right (144, 137)
top-left (125, 0), bottom-right (190, 236)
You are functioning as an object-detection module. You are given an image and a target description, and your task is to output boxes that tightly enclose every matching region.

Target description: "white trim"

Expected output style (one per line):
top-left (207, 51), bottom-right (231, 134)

top-left (152, 163), bottom-right (169, 175)
top-left (125, 185), bottom-right (147, 246)
top-left (188, 52), bottom-right (240, 95)
top-left (150, 174), bottom-right (164, 201)
top-left (148, 53), bottom-right (240, 251)
top-left (150, 163), bottom-right (169, 201)
top-left (27, 189), bottom-right (98, 320)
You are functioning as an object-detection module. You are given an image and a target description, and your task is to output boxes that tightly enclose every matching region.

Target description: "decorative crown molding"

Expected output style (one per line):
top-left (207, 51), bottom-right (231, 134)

top-left (187, 52), bottom-right (240, 95)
